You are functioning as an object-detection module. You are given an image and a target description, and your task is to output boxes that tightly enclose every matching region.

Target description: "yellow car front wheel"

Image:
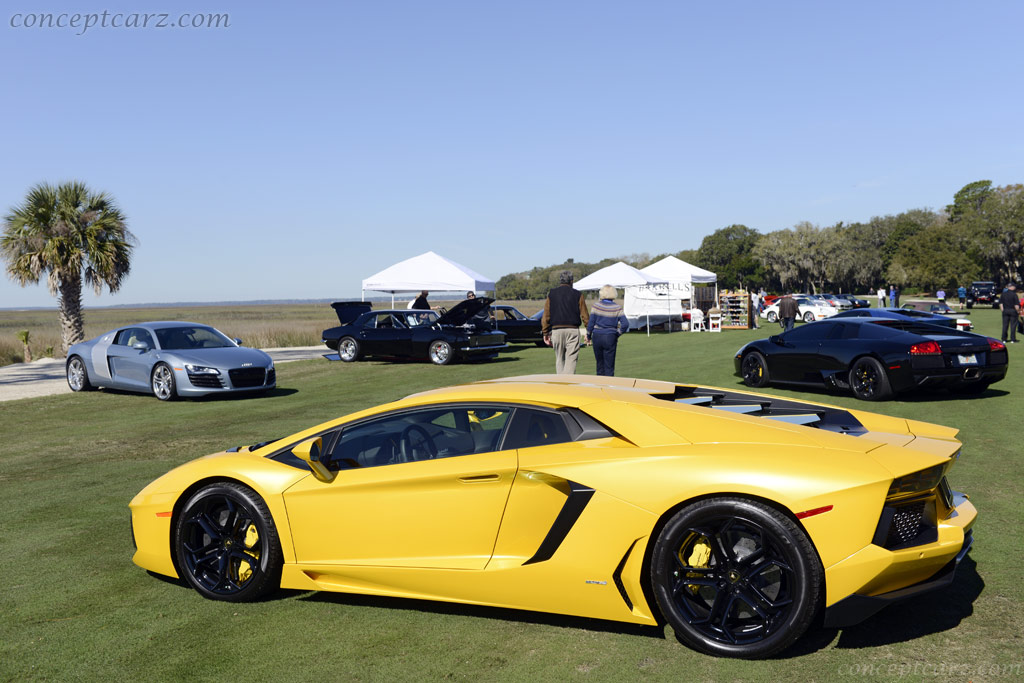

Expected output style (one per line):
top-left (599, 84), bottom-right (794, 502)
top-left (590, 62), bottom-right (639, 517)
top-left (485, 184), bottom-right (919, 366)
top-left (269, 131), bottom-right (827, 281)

top-left (174, 482), bottom-right (283, 602)
top-left (650, 498), bottom-right (823, 658)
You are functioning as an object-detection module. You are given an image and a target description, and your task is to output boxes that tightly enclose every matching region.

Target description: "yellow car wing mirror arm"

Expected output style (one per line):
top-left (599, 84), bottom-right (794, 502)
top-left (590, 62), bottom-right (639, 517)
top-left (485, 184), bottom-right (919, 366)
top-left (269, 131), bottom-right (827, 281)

top-left (292, 437), bottom-right (335, 483)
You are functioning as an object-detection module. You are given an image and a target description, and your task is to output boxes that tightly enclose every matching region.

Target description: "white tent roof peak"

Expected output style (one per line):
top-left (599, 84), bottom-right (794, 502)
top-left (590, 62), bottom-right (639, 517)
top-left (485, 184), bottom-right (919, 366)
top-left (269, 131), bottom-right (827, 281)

top-left (573, 262), bottom-right (667, 290)
top-left (640, 255), bottom-right (716, 284)
top-left (361, 251), bottom-right (496, 294)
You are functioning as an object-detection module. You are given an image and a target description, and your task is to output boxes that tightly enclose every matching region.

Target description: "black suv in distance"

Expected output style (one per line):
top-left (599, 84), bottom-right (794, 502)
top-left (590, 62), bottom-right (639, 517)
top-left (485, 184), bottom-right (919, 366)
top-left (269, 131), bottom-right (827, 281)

top-left (967, 281), bottom-right (998, 308)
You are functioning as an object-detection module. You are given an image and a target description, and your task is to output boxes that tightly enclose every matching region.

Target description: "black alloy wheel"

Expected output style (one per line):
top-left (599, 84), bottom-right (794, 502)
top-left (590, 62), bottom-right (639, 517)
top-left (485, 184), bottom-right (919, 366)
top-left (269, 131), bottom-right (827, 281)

top-left (848, 357), bottom-right (893, 401)
top-left (741, 352), bottom-right (770, 388)
top-left (650, 498), bottom-right (822, 658)
top-left (174, 483), bottom-right (282, 602)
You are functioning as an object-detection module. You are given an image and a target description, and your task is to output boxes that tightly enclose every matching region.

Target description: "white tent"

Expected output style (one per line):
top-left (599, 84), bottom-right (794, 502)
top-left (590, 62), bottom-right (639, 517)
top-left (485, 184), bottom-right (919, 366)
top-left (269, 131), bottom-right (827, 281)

top-left (573, 262), bottom-right (666, 290)
top-left (625, 256), bottom-right (718, 329)
top-left (361, 251), bottom-right (496, 305)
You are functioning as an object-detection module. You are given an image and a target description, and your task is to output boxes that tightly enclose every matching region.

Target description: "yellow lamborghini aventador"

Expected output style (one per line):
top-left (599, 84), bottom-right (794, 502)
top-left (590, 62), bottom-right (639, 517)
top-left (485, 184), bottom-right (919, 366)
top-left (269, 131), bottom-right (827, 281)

top-left (130, 375), bottom-right (976, 658)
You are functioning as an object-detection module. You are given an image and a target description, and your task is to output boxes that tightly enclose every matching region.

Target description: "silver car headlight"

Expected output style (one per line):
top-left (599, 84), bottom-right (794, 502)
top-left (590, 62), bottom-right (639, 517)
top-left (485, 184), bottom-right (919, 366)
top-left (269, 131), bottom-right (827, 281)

top-left (184, 364), bottom-right (221, 375)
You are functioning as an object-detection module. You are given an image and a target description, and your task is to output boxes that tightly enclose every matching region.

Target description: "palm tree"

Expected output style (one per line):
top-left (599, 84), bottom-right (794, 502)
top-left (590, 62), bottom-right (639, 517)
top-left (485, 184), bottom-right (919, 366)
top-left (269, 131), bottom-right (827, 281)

top-left (2, 182), bottom-right (135, 353)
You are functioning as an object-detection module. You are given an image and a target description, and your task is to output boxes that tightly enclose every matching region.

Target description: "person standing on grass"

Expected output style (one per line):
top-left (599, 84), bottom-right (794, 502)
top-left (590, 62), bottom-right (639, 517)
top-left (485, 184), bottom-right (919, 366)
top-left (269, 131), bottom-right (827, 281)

top-left (410, 291), bottom-right (431, 310)
top-left (541, 270), bottom-right (589, 374)
top-left (586, 285), bottom-right (629, 376)
top-left (937, 288), bottom-right (946, 304)
top-left (877, 286), bottom-right (885, 308)
top-left (958, 285), bottom-right (967, 308)
top-left (999, 283), bottom-right (1020, 343)
top-left (778, 292), bottom-right (799, 332)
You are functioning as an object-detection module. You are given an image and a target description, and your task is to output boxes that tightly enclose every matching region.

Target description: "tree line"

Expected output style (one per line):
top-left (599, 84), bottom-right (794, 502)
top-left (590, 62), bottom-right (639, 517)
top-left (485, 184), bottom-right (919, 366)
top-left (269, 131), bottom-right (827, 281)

top-left (496, 180), bottom-right (1024, 298)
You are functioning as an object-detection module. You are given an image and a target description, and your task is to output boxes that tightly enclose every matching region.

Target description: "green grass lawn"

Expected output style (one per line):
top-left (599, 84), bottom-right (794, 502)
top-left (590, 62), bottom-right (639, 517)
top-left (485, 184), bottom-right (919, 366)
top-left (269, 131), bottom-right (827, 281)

top-left (2, 308), bottom-right (1022, 681)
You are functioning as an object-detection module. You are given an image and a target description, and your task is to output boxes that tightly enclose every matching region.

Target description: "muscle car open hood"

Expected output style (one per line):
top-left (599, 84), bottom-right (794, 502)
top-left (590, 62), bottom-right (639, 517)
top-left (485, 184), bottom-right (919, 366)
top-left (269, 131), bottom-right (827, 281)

top-left (435, 297), bottom-right (494, 326)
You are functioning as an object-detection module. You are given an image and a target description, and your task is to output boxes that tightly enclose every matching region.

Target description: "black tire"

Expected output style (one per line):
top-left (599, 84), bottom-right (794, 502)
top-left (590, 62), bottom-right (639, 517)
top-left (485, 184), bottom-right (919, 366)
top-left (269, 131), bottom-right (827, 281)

top-left (428, 340), bottom-right (453, 365)
top-left (848, 357), bottom-right (893, 401)
top-left (803, 311), bottom-right (815, 323)
top-left (174, 482), bottom-right (283, 602)
top-left (766, 311), bottom-right (777, 323)
top-left (66, 355), bottom-right (94, 392)
top-left (966, 302), bottom-right (973, 309)
top-left (151, 362), bottom-right (177, 401)
top-left (338, 336), bottom-right (361, 362)
top-left (650, 498), bottom-right (823, 659)
top-left (741, 352), bottom-right (771, 388)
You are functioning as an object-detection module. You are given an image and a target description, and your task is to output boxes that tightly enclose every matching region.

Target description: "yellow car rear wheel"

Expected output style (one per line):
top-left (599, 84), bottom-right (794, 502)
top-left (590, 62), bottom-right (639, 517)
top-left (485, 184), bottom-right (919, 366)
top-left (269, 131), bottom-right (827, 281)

top-left (650, 498), bottom-right (823, 658)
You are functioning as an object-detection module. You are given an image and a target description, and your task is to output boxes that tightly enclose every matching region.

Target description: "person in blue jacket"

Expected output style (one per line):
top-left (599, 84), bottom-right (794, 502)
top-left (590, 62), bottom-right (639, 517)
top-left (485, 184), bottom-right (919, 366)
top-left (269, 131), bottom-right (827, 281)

top-left (586, 285), bottom-right (629, 376)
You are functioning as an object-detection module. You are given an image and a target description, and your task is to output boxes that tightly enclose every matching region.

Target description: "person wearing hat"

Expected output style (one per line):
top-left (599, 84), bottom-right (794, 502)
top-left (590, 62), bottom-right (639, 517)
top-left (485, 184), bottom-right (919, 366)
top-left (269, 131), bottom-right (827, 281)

top-left (541, 270), bottom-right (589, 373)
top-left (999, 283), bottom-right (1020, 343)
top-left (586, 285), bottom-right (629, 376)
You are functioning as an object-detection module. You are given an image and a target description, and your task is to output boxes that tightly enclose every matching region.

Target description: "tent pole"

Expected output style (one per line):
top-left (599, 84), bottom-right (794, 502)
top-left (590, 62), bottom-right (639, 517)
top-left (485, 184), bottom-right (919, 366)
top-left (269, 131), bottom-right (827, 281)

top-left (391, 293), bottom-right (395, 307)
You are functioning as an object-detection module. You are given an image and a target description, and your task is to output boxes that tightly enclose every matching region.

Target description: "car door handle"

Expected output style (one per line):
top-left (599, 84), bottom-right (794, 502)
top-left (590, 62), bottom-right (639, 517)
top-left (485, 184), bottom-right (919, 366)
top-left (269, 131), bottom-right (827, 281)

top-left (458, 474), bottom-right (500, 483)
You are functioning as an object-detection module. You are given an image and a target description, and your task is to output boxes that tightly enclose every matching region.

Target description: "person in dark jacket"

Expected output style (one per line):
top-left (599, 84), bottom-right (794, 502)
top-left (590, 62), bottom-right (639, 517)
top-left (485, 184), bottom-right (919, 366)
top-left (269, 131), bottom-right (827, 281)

top-left (586, 285), bottom-right (629, 376)
top-left (778, 293), bottom-right (799, 332)
top-left (410, 291), bottom-right (431, 310)
top-left (999, 283), bottom-right (1020, 343)
top-left (541, 271), bottom-right (589, 374)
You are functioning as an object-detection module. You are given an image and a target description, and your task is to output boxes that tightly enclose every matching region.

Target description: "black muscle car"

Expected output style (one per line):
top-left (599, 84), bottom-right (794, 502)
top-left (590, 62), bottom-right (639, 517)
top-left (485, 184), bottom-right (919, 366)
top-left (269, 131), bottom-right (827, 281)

top-left (322, 299), bottom-right (507, 365)
top-left (490, 305), bottom-right (544, 345)
top-left (735, 318), bottom-right (1008, 400)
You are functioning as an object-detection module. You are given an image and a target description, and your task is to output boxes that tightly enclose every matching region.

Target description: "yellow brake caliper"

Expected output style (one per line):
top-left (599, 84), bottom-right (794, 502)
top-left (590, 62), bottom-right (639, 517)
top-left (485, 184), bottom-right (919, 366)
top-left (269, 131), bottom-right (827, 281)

top-left (679, 536), bottom-right (712, 594)
top-left (237, 524), bottom-right (261, 583)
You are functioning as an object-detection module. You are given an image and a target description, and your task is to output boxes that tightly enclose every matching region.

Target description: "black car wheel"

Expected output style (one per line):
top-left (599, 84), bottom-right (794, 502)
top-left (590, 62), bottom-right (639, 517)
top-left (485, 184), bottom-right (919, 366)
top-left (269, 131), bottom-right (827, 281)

top-left (151, 363), bottom-right (177, 401)
top-left (338, 337), bottom-right (361, 362)
top-left (849, 357), bottom-right (892, 401)
top-left (650, 498), bottom-right (822, 658)
top-left (766, 311), bottom-right (777, 323)
top-left (66, 356), bottom-right (94, 392)
top-left (429, 340), bottom-right (453, 365)
top-left (803, 312), bottom-right (815, 323)
top-left (175, 482), bottom-right (282, 602)
top-left (741, 352), bottom-right (770, 388)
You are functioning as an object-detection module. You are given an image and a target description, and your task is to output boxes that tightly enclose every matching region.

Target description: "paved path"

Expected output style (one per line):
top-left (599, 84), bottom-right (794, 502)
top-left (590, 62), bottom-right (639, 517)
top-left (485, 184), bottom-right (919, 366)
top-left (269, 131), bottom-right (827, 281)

top-left (0, 346), bottom-right (327, 402)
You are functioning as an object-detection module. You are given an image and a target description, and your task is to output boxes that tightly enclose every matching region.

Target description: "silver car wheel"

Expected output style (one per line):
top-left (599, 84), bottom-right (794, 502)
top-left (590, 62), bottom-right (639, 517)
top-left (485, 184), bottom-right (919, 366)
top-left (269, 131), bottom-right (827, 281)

top-left (67, 357), bottom-right (86, 391)
top-left (429, 340), bottom-right (452, 365)
top-left (339, 338), bottom-right (358, 362)
top-left (152, 364), bottom-right (175, 400)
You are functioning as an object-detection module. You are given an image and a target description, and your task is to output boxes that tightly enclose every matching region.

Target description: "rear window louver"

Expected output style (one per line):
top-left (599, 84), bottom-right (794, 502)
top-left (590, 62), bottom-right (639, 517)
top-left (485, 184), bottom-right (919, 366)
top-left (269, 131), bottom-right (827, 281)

top-left (653, 387), bottom-right (867, 436)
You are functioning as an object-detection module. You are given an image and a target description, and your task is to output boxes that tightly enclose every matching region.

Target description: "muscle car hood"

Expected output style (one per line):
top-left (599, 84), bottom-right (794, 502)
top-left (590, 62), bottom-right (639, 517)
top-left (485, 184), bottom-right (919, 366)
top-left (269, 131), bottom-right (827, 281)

top-left (435, 297), bottom-right (494, 326)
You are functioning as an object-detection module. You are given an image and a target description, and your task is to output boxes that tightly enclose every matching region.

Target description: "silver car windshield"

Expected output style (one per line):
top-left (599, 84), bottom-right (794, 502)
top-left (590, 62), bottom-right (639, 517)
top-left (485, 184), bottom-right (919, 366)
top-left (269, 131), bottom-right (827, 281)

top-left (155, 326), bottom-right (235, 350)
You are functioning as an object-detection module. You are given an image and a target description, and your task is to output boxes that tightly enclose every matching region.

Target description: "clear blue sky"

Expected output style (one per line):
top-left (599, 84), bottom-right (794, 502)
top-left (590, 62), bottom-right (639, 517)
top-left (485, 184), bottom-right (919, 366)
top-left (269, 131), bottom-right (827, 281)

top-left (2, 0), bottom-right (1022, 308)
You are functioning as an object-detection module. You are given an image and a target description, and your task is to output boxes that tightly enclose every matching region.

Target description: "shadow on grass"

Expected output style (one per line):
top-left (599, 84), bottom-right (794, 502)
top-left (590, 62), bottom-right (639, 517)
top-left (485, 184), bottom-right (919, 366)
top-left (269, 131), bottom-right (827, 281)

top-left (99, 387), bottom-right (298, 400)
top-left (831, 555), bottom-right (984, 650)
top-left (293, 589), bottom-right (666, 639)
top-left (730, 379), bottom-right (1010, 404)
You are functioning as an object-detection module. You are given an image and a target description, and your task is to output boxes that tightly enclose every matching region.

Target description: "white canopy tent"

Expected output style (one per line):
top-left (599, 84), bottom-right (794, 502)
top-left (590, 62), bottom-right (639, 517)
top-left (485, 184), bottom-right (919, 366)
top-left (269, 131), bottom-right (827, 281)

top-left (361, 251), bottom-right (496, 306)
top-left (625, 256), bottom-right (718, 330)
top-left (573, 261), bottom-right (666, 290)
top-left (573, 262), bottom-right (667, 336)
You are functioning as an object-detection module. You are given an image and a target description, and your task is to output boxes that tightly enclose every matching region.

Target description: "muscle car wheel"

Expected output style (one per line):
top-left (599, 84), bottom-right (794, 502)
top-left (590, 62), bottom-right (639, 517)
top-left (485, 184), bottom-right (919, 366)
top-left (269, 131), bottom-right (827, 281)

top-left (338, 337), bottom-right (361, 362)
top-left (66, 356), bottom-right (94, 392)
top-left (429, 340), bottom-right (453, 365)
top-left (175, 483), bottom-right (282, 602)
top-left (651, 498), bottom-right (822, 659)
top-left (151, 363), bottom-right (177, 401)
top-left (741, 352), bottom-right (770, 388)
top-left (849, 357), bottom-right (892, 401)
top-left (766, 311), bottom-right (777, 323)
top-left (803, 312), bottom-right (815, 323)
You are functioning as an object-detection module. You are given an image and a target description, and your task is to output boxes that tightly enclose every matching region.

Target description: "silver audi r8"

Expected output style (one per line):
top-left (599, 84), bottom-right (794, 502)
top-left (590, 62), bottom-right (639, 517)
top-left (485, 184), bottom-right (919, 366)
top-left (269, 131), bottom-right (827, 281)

top-left (66, 321), bottom-right (275, 400)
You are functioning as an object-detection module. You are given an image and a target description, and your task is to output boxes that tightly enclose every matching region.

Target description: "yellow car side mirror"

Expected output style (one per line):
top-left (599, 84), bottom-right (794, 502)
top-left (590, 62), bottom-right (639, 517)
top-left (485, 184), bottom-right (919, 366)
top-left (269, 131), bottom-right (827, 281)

top-left (293, 437), bottom-right (334, 483)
